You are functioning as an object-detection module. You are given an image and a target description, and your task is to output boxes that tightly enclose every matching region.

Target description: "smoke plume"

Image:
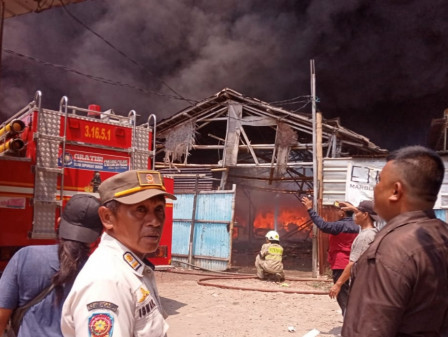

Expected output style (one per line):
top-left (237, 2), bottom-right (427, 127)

top-left (2, 0), bottom-right (448, 150)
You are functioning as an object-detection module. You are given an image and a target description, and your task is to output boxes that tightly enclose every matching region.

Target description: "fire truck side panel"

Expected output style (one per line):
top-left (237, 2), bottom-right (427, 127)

top-left (0, 100), bottom-right (169, 272)
top-left (62, 116), bottom-right (133, 148)
top-left (0, 158), bottom-right (56, 271)
top-left (59, 144), bottom-right (130, 194)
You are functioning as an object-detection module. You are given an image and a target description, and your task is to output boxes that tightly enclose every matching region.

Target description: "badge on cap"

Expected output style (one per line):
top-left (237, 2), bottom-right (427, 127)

top-left (137, 171), bottom-right (164, 189)
top-left (145, 174), bottom-right (155, 184)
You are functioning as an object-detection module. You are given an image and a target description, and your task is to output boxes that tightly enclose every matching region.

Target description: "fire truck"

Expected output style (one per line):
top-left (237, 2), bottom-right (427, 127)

top-left (0, 90), bottom-right (174, 271)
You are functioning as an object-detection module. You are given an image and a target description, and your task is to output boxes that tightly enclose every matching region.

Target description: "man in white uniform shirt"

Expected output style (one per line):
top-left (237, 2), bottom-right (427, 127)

top-left (61, 170), bottom-right (176, 337)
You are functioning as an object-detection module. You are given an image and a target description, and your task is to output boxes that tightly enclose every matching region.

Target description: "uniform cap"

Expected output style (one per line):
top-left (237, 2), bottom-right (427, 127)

top-left (98, 170), bottom-right (177, 205)
top-left (59, 194), bottom-right (103, 243)
top-left (357, 200), bottom-right (379, 221)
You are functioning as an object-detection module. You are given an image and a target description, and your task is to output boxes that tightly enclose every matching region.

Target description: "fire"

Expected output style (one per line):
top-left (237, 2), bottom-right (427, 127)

top-left (233, 193), bottom-right (313, 241)
top-left (253, 207), bottom-right (310, 234)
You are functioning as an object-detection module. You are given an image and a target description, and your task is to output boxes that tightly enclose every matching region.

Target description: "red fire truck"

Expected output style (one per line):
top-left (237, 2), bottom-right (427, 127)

top-left (0, 90), bottom-right (174, 271)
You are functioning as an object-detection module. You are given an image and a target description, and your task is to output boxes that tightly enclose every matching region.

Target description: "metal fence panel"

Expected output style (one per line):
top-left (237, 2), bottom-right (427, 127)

top-left (171, 188), bottom-right (236, 271)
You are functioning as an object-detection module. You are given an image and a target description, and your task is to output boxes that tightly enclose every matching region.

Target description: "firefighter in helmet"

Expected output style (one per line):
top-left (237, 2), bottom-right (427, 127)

top-left (255, 230), bottom-right (285, 282)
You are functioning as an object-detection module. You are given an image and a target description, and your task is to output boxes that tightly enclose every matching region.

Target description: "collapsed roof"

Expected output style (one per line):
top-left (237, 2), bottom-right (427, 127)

top-left (155, 88), bottom-right (387, 193)
top-left (156, 87), bottom-right (387, 164)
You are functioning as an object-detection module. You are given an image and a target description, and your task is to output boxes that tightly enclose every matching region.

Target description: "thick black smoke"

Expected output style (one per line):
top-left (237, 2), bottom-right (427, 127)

top-left (1, 0), bottom-right (448, 150)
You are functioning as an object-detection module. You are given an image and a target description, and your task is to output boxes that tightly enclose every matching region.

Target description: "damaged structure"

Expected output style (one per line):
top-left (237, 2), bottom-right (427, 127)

top-left (155, 88), bottom-right (387, 271)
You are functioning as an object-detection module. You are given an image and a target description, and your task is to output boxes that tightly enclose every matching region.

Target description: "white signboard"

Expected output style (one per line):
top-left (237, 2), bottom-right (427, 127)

top-left (345, 163), bottom-right (381, 206)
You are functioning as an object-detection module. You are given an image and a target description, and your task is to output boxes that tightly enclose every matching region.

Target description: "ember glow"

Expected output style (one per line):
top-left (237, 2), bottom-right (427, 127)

top-left (252, 206), bottom-right (311, 240)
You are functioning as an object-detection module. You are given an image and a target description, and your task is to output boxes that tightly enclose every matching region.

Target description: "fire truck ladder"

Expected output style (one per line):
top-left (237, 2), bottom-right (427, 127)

top-left (30, 92), bottom-right (68, 239)
top-left (130, 112), bottom-right (157, 170)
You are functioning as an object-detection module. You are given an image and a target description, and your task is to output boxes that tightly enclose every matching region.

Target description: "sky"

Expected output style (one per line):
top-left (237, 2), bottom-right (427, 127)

top-left (1, 0), bottom-right (448, 151)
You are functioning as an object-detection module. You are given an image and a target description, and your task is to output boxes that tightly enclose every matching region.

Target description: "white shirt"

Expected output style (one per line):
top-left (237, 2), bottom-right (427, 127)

top-left (61, 232), bottom-right (168, 337)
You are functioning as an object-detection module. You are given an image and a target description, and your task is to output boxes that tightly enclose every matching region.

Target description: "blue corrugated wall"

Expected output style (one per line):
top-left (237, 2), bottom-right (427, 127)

top-left (171, 191), bottom-right (235, 271)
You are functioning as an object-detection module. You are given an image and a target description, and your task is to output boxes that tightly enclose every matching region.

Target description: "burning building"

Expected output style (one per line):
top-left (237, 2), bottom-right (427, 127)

top-left (155, 88), bottom-right (387, 271)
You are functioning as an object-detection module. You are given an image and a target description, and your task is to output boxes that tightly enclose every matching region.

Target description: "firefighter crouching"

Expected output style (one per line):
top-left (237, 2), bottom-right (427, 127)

top-left (255, 230), bottom-right (285, 282)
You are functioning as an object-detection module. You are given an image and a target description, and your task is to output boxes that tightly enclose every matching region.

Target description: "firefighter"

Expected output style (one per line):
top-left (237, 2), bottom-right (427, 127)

top-left (89, 171), bottom-right (102, 192)
top-left (255, 230), bottom-right (285, 282)
top-left (61, 170), bottom-right (177, 337)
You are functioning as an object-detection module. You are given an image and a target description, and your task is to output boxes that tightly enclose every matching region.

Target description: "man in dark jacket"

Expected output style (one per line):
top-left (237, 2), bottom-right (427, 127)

top-left (301, 196), bottom-right (358, 316)
top-left (342, 146), bottom-right (448, 336)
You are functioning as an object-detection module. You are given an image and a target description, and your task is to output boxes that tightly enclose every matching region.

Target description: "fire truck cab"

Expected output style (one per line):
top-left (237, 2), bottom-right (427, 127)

top-left (0, 91), bottom-right (174, 271)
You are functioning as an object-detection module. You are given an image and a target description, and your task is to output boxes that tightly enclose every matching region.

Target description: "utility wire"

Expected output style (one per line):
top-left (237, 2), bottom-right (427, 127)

top-left (4, 47), bottom-right (316, 115)
top-left (269, 95), bottom-right (312, 104)
top-left (3, 49), bottom-right (188, 101)
top-left (58, 0), bottom-right (197, 105)
top-left (57, 2), bottom-right (317, 111)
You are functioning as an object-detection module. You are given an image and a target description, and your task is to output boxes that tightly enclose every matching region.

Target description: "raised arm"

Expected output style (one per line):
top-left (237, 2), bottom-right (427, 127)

top-left (307, 209), bottom-right (359, 234)
top-left (301, 197), bottom-right (359, 234)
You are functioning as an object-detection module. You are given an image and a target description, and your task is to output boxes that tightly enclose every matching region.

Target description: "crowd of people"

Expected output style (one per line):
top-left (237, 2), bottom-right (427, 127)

top-left (0, 145), bottom-right (447, 337)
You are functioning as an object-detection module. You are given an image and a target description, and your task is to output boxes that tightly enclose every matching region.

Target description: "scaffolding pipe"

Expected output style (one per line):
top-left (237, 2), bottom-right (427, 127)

top-left (310, 59), bottom-right (318, 278)
top-left (59, 96), bottom-right (69, 205)
top-left (128, 110), bottom-right (137, 170)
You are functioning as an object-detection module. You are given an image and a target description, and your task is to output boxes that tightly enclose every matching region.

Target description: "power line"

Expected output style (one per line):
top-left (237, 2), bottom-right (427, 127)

top-left (58, 0), bottom-right (197, 105)
top-left (3, 49), bottom-right (192, 101)
top-left (269, 95), bottom-right (312, 104)
top-left (4, 48), bottom-right (316, 114)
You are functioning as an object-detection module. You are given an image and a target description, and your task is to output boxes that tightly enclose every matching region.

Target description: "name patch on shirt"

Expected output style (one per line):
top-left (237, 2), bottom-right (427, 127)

top-left (88, 313), bottom-right (114, 337)
top-left (138, 299), bottom-right (157, 318)
top-left (87, 301), bottom-right (118, 313)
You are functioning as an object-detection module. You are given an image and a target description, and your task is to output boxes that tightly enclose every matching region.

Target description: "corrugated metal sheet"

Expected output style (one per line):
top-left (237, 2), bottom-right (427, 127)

top-left (438, 160), bottom-right (448, 208)
top-left (322, 158), bottom-right (351, 205)
top-left (322, 156), bottom-right (448, 209)
top-left (160, 168), bottom-right (215, 192)
top-left (171, 187), bottom-right (236, 271)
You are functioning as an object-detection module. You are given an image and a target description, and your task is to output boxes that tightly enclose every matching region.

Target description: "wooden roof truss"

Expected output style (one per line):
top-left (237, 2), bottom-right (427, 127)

top-left (156, 88), bottom-right (386, 194)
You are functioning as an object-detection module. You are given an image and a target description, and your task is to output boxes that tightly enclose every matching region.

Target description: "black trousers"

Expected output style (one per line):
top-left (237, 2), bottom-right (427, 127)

top-left (332, 269), bottom-right (350, 316)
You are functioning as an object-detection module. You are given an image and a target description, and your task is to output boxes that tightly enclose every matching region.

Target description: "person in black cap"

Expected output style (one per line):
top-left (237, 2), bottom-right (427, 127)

top-left (62, 170), bottom-right (176, 337)
top-left (328, 200), bottom-right (379, 300)
top-left (0, 194), bottom-right (103, 337)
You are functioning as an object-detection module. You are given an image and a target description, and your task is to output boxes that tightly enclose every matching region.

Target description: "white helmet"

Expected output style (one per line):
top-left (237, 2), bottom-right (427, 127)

top-left (265, 230), bottom-right (280, 241)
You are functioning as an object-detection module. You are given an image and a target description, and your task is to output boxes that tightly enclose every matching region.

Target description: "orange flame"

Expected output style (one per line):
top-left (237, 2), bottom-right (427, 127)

top-left (253, 208), bottom-right (308, 231)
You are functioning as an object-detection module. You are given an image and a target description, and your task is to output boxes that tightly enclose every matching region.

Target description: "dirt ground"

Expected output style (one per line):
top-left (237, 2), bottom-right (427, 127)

top-left (156, 266), bottom-right (343, 337)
